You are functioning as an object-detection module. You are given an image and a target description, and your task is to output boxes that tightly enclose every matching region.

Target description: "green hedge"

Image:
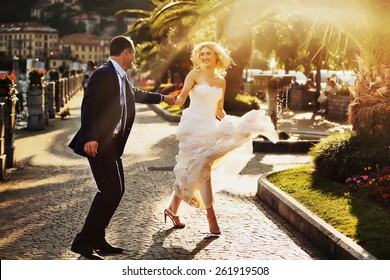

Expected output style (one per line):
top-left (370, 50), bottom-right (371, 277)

top-left (309, 132), bottom-right (390, 182)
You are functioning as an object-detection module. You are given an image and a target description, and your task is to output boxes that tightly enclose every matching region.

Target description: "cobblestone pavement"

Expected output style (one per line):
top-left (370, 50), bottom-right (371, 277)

top-left (0, 90), bottom-right (326, 260)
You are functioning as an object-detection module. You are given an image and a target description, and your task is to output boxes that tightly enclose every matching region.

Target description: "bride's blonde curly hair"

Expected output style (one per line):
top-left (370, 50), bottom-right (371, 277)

top-left (190, 42), bottom-right (234, 77)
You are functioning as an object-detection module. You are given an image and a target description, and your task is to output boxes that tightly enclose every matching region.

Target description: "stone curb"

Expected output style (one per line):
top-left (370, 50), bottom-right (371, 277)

top-left (253, 139), bottom-right (319, 153)
top-left (257, 172), bottom-right (377, 260)
top-left (148, 104), bottom-right (180, 123)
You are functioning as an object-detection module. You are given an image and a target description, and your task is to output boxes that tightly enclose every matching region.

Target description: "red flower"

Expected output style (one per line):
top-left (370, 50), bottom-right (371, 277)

top-left (0, 70), bottom-right (17, 86)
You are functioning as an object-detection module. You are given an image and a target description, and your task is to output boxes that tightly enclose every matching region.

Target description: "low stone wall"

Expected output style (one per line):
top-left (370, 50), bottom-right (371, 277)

top-left (328, 94), bottom-right (354, 121)
top-left (289, 89), bottom-right (317, 110)
top-left (257, 174), bottom-right (376, 260)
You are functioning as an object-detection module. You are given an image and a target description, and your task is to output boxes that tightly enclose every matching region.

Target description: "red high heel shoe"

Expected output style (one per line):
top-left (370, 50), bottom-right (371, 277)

top-left (164, 208), bottom-right (185, 228)
top-left (207, 214), bottom-right (221, 235)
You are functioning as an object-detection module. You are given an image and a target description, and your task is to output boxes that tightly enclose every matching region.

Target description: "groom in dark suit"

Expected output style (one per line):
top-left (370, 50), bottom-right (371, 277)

top-left (69, 35), bottom-right (176, 260)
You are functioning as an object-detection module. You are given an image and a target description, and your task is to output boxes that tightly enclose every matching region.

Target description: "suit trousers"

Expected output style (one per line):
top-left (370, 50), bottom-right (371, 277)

top-left (73, 138), bottom-right (125, 246)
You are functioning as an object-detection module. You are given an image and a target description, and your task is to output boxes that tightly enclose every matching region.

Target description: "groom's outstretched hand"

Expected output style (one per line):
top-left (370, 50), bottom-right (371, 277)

top-left (163, 95), bottom-right (177, 105)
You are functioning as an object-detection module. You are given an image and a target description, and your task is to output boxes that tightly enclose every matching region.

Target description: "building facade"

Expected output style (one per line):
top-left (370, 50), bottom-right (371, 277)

top-left (0, 22), bottom-right (58, 61)
top-left (59, 33), bottom-right (109, 65)
top-left (0, 19), bottom-right (113, 72)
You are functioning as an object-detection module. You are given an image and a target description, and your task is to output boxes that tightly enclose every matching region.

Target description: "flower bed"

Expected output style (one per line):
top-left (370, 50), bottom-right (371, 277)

top-left (346, 165), bottom-right (390, 208)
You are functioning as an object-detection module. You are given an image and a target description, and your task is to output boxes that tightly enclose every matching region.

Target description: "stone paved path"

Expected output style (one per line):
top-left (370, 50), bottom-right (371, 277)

top-left (0, 90), bottom-right (325, 260)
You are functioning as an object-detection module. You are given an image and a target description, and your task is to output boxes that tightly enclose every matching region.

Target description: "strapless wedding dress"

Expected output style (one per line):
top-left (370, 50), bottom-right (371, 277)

top-left (173, 84), bottom-right (278, 209)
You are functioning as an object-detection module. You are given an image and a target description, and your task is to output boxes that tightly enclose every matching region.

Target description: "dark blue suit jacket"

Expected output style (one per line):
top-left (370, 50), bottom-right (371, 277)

top-left (69, 60), bottom-right (162, 157)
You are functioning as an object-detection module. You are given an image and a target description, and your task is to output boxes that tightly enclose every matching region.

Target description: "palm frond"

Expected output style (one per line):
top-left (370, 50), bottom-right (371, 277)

top-left (150, 0), bottom-right (165, 7)
top-left (130, 18), bottom-right (150, 30)
top-left (152, 10), bottom-right (200, 37)
top-left (115, 9), bottom-right (152, 17)
top-left (151, 1), bottom-right (199, 25)
top-left (198, 0), bottom-right (239, 16)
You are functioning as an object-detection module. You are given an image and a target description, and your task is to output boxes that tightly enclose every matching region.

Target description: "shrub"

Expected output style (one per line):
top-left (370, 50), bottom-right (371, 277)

top-left (28, 68), bottom-right (45, 78)
top-left (309, 131), bottom-right (390, 182)
top-left (48, 70), bottom-right (60, 81)
top-left (224, 93), bottom-right (260, 111)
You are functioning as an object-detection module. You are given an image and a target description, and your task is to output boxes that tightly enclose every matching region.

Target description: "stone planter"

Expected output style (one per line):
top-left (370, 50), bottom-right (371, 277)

top-left (59, 78), bottom-right (66, 107)
top-left (0, 102), bottom-right (6, 179)
top-left (49, 73), bottom-right (60, 113)
top-left (0, 85), bottom-right (18, 168)
top-left (328, 94), bottom-right (354, 121)
top-left (46, 82), bottom-right (56, 119)
top-left (289, 89), bottom-right (317, 110)
top-left (29, 76), bottom-right (45, 89)
top-left (27, 84), bottom-right (46, 130)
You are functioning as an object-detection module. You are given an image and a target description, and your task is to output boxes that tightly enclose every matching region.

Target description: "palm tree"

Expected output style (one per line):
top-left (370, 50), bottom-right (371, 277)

top-left (344, 2), bottom-right (390, 139)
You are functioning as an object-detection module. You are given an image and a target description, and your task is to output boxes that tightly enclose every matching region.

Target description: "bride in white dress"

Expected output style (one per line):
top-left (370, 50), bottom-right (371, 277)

top-left (164, 42), bottom-right (278, 235)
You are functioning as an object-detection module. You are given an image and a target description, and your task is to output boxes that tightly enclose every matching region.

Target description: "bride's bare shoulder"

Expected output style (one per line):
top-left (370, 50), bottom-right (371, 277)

top-left (185, 69), bottom-right (203, 84)
top-left (188, 69), bottom-right (202, 77)
top-left (216, 76), bottom-right (226, 88)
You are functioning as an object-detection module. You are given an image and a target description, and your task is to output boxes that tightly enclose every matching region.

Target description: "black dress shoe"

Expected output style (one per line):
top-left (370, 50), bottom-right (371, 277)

top-left (94, 242), bottom-right (124, 254)
top-left (71, 242), bottom-right (104, 260)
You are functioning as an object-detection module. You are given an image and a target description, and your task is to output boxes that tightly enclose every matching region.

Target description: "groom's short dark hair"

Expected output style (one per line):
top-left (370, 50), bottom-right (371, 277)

top-left (110, 36), bottom-right (135, 56)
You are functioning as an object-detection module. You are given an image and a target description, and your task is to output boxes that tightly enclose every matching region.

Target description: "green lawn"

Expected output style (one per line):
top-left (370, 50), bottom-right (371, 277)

top-left (267, 164), bottom-right (390, 259)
